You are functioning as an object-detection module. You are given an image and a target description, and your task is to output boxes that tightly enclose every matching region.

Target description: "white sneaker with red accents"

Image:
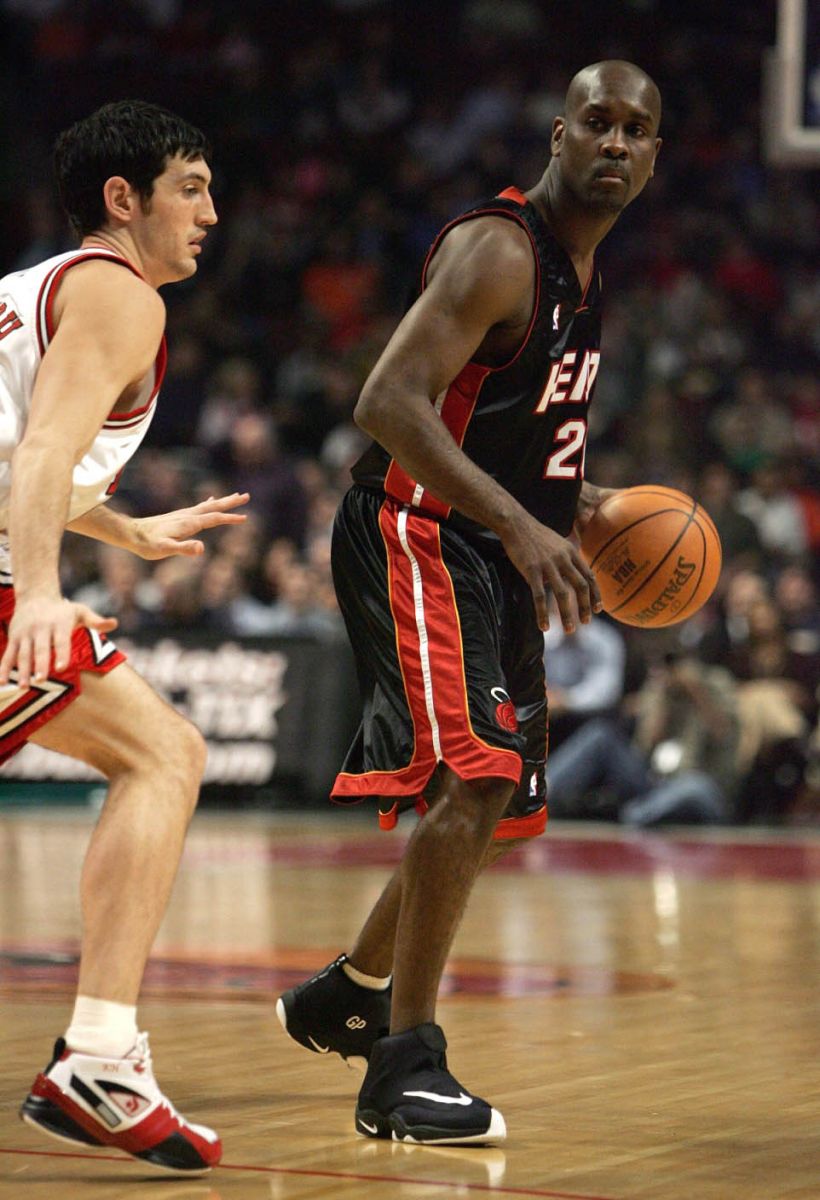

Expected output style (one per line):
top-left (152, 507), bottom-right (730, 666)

top-left (20, 1034), bottom-right (221, 1174)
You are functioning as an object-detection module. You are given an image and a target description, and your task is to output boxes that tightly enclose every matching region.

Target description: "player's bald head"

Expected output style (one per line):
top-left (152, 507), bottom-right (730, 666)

top-left (566, 61), bottom-right (662, 131)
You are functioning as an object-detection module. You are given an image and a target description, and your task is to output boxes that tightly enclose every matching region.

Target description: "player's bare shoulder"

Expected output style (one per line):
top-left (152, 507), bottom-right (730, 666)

top-left (426, 216), bottom-right (535, 330)
top-left (53, 257), bottom-right (166, 345)
top-left (430, 216), bottom-right (534, 290)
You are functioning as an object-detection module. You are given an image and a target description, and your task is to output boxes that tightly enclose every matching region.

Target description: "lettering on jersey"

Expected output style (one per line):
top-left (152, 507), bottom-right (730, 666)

top-left (533, 350), bottom-right (600, 413)
top-left (0, 300), bottom-right (23, 341)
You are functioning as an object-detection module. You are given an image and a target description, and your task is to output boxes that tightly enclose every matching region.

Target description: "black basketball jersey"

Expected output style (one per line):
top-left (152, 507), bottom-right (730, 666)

top-left (351, 186), bottom-right (602, 546)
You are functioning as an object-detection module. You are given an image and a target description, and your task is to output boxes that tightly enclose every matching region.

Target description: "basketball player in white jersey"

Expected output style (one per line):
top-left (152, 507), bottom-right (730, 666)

top-left (0, 101), bottom-right (247, 1174)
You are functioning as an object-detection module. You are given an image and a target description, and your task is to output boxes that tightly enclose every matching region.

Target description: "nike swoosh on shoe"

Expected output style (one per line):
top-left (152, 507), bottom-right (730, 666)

top-left (308, 1036), bottom-right (330, 1053)
top-left (359, 1119), bottom-right (379, 1134)
top-left (402, 1091), bottom-right (473, 1106)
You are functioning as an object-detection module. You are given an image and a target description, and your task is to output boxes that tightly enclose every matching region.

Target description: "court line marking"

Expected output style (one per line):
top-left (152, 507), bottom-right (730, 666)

top-left (0, 1147), bottom-right (620, 1199)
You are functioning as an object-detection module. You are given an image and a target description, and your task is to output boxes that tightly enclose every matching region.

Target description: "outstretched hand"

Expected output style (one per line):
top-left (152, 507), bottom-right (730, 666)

top-left (134, 492), bottom-right (250, 560)
top-left (0, 596), bottom-right (117, 689)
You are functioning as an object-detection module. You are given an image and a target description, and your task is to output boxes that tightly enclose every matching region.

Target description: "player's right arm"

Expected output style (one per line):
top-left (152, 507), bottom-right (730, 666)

top-left (355, 218), bottom-right (600, 633)
top-left (0, 262), bottom-right (165, 687)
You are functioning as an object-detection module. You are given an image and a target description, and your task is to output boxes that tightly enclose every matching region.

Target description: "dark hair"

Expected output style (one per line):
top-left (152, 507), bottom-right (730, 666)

top-left (54, 100), bottom-right (211, 238)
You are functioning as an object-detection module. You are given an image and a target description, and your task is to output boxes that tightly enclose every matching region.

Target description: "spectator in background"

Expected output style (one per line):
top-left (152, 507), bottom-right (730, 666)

top-left (149, 333), bottom-right (208, 449)
top-left (709, 368), bottom-right (794, 476)
top-left (150, 557), bottom-right (210, 633)
top-left (199, 552), bottom-right (276, 637)
top-left (264, 561), bottom-right (340, 638)
top-left (774, 565), bottom-right (820, 643)
top-left (259, 537), bottom-right (299, 605)
top-left (696, 568), bottom-right (770, 670)
top-left (697, 461), bottom-right (762, 570)
top-left (543, 607), bottom-right (627, 751)
top-left (547, 651), bottom-right (741, 826)
top-left (196, 356), bottom-right (262, 459)
top-left (72, 545), bottom-right (160, 637)
top-left (119, 449), bottom-right (191, 520)
top-left (221, 411), bottom-right (308, 547)
top-left (302, 228), bottom-right (382, 350)
top-left (736, 460), bottom-right (809, 562)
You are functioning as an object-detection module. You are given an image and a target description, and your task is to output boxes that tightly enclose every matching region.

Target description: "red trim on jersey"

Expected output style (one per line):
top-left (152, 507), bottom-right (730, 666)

top-left (103, 336), bottom-right (167, 426)
top-left (384, 362), bottom-right (490, 517)
top-left (331, 502), bottom-right (521, 799)
top-left (497, 186), bottom-right (528, 206)
top-left (377, 795), bottom-right (429, 830)
top-left (493, 803), bottom-right (548, 841)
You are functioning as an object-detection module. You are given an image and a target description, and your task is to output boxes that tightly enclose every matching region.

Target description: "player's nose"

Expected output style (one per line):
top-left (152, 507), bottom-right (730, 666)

top-left (601, 126), bottom-right (629, 157)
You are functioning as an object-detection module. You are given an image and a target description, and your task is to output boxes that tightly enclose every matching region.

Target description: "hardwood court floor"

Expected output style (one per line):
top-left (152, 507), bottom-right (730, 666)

top-left (0, 809), bottom-right (818, 1200)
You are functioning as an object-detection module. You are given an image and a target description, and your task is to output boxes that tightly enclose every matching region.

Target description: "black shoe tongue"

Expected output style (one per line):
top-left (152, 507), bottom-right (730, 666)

top-left (415, 1023), bottom-right (447, 1053)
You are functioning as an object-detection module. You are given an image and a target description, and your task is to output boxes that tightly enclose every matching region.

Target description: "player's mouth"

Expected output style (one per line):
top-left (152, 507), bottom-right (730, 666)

top-left (594, 167), bottom-right (627, 184)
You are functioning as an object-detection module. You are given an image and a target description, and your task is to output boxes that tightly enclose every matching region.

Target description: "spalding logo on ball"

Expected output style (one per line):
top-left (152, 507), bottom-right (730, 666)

top-left (580, 486), bottom-right (722, 628)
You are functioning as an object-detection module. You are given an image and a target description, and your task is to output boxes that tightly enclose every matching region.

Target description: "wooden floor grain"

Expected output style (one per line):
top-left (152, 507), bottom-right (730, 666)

top-left (1, 810), bottom-right (818, 1200)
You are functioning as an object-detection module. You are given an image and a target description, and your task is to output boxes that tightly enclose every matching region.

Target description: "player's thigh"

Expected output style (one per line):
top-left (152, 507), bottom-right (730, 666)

top-left (28, 662), bottom-right (205, 780)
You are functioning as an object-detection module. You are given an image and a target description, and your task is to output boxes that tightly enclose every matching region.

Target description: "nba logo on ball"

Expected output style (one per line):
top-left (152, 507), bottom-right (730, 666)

top-left (580, 487), bottom-right (722, 628)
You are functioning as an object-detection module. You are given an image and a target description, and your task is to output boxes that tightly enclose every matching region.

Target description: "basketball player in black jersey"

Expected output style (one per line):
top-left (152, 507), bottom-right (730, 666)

top-left (278, 60), bottom-right (662, 1144)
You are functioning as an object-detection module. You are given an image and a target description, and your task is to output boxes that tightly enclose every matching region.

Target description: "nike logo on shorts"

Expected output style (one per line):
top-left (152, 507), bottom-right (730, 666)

top-left (308, 1036), bottom-right (330, 1053)
top-left (402, 1090), bottom-right (473, 1106)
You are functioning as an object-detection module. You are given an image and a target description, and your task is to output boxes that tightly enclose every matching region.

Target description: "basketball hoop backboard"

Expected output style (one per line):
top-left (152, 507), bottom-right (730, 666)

top-left (764, 0), bottom-right (820, 165)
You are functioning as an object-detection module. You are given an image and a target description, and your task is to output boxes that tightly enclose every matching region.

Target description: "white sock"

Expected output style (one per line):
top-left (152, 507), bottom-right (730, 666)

top-left (342, 959), bottom-right (392, 990)
top-left (65, 995), bottom-right (139, 1058)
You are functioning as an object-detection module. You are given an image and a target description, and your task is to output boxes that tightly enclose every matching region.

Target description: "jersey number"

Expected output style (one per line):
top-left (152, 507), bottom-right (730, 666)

top-left (543, 419), bottom-right (587, 479)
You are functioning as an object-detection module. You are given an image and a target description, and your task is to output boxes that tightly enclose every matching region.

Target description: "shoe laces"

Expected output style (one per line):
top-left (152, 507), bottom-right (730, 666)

top-left (130, 1031), bottom-right (153, 1069)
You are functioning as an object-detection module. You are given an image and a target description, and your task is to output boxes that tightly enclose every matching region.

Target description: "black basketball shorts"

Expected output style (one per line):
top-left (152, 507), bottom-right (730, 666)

top-left (330, 487), bottom-right (548, 839)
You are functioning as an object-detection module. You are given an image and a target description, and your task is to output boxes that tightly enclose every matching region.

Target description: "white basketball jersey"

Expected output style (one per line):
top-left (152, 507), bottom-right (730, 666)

top-left (0, 246), bottom-right (166, 581)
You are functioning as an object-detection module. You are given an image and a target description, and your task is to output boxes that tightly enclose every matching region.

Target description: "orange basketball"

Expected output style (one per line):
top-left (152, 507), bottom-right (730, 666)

top-left (580, 486), bottom-right (722, 628)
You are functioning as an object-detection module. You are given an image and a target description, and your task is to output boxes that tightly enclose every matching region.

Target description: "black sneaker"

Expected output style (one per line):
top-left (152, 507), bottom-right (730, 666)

top-left (276, 954), bottom-right (391, 1070)
top-left (355, 1023), bottom-right (506, 1145)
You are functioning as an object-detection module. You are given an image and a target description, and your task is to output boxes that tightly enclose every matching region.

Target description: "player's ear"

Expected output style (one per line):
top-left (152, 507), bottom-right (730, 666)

top-left (102, 176), bottom-right (138, 226)
top-left (650, 136), bottom-right (663, 177)
top-left (551, 116), bottom-right (565, 156)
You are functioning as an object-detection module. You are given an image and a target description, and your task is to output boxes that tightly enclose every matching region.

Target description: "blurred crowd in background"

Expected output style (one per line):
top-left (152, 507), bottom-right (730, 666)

top-left (0, 0), bottom-right (817, 823)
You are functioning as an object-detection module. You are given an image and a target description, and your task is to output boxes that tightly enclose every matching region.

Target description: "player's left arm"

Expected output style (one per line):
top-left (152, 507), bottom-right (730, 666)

top-left (68, 493), bottom-right (250, 560)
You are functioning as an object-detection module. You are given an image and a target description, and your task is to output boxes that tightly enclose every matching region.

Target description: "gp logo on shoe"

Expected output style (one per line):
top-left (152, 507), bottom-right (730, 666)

top-left (345, 1015), bottom-right (367, 1030)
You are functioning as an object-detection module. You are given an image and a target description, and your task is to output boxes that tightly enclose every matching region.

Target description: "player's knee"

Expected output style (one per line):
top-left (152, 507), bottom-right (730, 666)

top-left (165, 717), bottom-right (208, 787)
top-left (120, 713), bottom-right (206, 797)
top-left (444, 775), bottom-right (514, 834)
